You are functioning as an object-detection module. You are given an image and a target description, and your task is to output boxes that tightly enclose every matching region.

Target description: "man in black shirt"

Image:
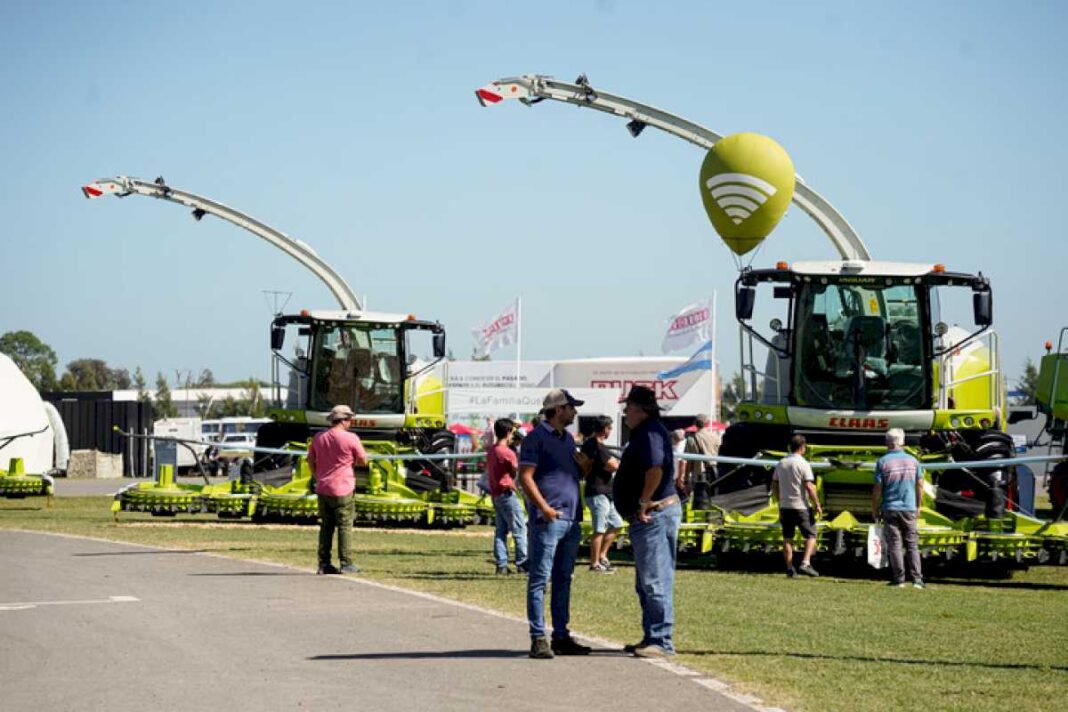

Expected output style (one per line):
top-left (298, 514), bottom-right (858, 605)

top-left (581, 415), bottom-right (622, 573)
top-left (612, 385), bottom-right (681, 658)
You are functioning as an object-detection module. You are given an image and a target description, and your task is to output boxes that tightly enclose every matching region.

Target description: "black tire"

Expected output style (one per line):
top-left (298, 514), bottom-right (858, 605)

top-left (717, 422), bottom-right (789, 494)
top-left (254, 421), bottom-right (312, 473)
top-left (406, 429), bottom-right (456, 492)
top-left (1050, 461), bottom-right (1068, 520)
top-left (935, 429), bottom-right (1013, 519)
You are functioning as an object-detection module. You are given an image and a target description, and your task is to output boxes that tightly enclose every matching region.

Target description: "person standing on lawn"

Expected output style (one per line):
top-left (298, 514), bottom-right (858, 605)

top-left (519, 388), bottom-right (592, 660)
top-left (487, 417), bottom-right (528, 575)
top-left (872, 428), bottom-right (925, 589)
top-left (613, 385), bottom-right (681, 659)
top-left (683, 413), bottom-right (722, 509)
top-left (582, 415), bottom-right (622, 573)
top-left (307, 405), bottom-right (368, 575)
top-left (772, 435), bottom-right (822, 578)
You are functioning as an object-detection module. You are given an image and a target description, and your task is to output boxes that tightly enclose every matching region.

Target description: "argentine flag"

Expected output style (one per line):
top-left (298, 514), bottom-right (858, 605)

top-left (657, 340), bottom-right (713, 380)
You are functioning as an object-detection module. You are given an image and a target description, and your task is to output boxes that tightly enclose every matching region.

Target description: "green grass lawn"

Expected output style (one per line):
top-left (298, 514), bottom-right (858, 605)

top-left (3, 496), bottom-right (1067, 711)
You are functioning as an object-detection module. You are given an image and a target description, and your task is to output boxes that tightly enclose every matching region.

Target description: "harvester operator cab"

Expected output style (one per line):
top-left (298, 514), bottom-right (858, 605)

top-left (734, 261), bottom-right (995, 415)
top-left (268, 310), bottom-right (447, 429)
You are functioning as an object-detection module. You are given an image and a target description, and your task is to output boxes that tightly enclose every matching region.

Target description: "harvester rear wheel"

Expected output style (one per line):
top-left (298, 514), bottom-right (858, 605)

top-left (717, 422), bottom-right (788, 494)
top-left (1050, 462), bottom-right (1068, 520)
top-left (254, 422), bottom-right (311, 472)
top-left (406, 429), bottom-right (456, 491)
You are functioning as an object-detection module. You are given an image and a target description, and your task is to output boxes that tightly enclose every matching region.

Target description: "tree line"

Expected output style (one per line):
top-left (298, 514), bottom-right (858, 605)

top-left (0, 330), bottom-right (267, 419)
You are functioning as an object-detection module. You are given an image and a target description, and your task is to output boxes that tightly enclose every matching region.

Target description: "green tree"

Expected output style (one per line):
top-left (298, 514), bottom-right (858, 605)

top-left (208, 396), bottom-right (240, 419)
top-left (239, 378), bottom-right (266, 418)
top-left (719, 370), bottom-right (749, 421)
top-left (113, 367), bottom-right (131, 390)
top-left (1016, 358), bottom-right (1040, 405)
top-left (59, 358), bottom-right (129, 391)
top-left (0, 330), bottom-right (58, 390)
top-left (195, 392), bottom-right (214, 418)
top-left (133, 367), bottom-right (150, 403)
top-left (155, 372), bottom-right (178, 418)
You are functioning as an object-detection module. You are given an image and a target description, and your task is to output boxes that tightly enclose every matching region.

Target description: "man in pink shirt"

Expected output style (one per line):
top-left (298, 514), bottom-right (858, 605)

top-left (487, 418), bottom-right (527, 575)
top-left (308, 404), bottom-right (368, 574)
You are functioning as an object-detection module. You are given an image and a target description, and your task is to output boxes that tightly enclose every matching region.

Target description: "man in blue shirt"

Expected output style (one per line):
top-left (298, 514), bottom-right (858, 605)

top-left (872, 427), bottom-right (925, 589)
top-left (613, 385), bottom-right (681, 658)
top-left (519, 388), bottom-right (592, 659)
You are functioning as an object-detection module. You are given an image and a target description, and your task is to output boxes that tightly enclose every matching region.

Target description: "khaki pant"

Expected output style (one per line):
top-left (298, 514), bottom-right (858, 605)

top-left (318, 493), bottom-right (354, 568)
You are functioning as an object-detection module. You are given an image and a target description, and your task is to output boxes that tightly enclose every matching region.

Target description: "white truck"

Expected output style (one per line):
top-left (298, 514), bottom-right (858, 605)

top-left (152, 418), bottom-right (205, 472)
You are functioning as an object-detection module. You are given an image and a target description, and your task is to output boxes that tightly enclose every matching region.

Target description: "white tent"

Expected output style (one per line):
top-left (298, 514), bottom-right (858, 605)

top-left (0, 353), bottom-right (63, 473)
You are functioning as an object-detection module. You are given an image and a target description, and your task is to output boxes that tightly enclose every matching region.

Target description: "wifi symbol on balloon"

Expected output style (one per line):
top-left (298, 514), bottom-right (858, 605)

top-left (704, 173), bottom-right (779, 225)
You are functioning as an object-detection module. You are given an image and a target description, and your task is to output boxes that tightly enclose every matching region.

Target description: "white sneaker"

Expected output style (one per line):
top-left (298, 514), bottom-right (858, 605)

top-left (633, 644), bottom-right (671, 658)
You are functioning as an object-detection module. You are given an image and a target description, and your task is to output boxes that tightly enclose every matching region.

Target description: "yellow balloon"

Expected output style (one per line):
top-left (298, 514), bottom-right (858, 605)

top-left (699, 133), bottom-right (796, 256)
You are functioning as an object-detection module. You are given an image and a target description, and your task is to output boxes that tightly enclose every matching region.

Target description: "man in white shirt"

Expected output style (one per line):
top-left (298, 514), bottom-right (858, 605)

top-left (772, 435), bottom-right (823, 578)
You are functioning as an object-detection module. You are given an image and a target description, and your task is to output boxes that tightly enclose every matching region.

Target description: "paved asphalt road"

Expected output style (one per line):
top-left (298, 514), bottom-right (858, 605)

top-left (0, 531), bottom-right (761, 712)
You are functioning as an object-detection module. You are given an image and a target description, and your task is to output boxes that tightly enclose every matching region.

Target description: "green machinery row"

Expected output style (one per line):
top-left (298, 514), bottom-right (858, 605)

top-left (0, 457), bottom-right (54, 502)
top-left (673, 448), bottom-right (1068, 568)
top-left (111, 440), bottom-right (492, 528)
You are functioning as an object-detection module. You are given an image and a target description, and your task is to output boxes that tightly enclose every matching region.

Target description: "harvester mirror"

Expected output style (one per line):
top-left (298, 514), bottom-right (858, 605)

top-left (1008, 407), bottom-right (1037, 424)
top-left (432, 331), bottom-right (446, 359)
top-left (736, 286), bottom-right (756, 321)
top-left (270, 326), bottom-right (285, 350)
top-left (769, 318), bottom-right (783, 333)
top-left (773, 286), bottom-right (793, 299)
top-left (973, 290), bottom-right (992, 326)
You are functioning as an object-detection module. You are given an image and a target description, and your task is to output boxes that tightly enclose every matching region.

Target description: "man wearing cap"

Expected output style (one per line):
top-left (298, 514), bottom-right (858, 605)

top-left (613, 385), bottom-right (681, 658)
top-left (683, 414), bottom-right (722, 509)
top-left (307, 405), bottom-right (368, 575)
top-left (518, 388), bottom-right (592, 659)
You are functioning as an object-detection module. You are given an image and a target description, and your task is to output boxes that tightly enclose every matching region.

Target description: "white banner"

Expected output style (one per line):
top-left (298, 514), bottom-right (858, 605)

top-left (472, 298), bottom-right (519, 358)
top-left (448, 360), bottom-right (554, 388)
top-left (661, 299), bottom-right (713, 353)
top-left (448, 388), bottom-right (618, 417)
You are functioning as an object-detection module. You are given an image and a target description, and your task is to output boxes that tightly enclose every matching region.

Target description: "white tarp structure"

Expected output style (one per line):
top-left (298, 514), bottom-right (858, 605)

top-left (0, 353), bottom-right (63, 473)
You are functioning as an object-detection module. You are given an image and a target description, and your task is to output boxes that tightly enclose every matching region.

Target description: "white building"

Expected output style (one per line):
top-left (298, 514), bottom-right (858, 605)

top-left (112, 387), bottom-right (268, 418)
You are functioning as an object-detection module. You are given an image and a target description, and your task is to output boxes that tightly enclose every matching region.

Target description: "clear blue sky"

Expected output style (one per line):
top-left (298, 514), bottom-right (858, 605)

top-left (1, 1), bottom-right (1065, 387)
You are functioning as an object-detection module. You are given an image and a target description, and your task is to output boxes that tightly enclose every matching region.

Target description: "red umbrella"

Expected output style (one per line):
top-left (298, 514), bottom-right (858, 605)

top-left (447, 422), bottom-right (483, 437)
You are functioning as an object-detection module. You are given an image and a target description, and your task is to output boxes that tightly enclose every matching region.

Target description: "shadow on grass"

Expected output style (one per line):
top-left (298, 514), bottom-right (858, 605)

top-left (921, 579), bottom-right (1068, 592)
top-left (394, 572), bottom-right (507, 581)
top-left (680, 649), bottom-right (1068, 673)
top-left (309, 649), bottom-right (525, 660)
top-left (361, 549), bottom-right (484, 558)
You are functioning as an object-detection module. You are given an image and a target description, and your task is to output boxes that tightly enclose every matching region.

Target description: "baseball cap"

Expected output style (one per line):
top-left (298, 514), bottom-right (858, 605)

top-left (328, 404), bottom-right (356, 422)
top-left (541, 388), bottom-right (585, 411)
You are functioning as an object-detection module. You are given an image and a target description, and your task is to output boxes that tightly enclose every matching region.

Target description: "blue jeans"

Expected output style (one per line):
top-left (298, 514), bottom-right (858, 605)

top-left (492, 492), bottom-right (528, 568)
top-left (526, 517), bottom-right (581, 640)
top-left (629, 502), bottom-right (682, 652)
